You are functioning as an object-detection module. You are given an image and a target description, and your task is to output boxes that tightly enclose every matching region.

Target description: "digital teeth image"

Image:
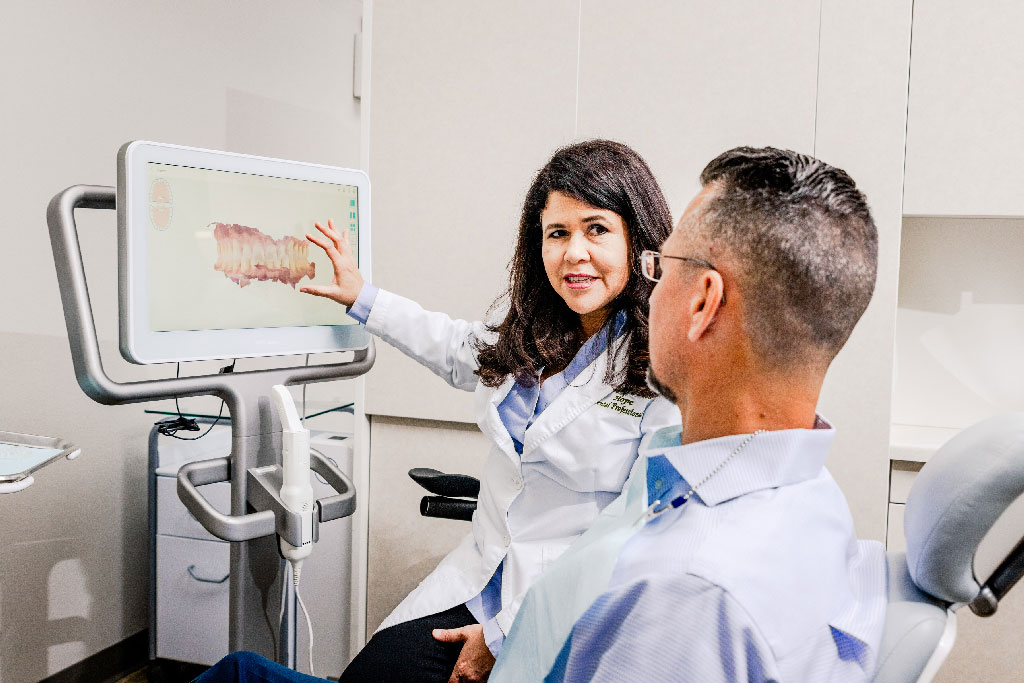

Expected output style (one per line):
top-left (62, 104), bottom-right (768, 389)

top-left (211, 222), bottom-right (316, 288)
top-left (150, 178), bottom-right (171, 204)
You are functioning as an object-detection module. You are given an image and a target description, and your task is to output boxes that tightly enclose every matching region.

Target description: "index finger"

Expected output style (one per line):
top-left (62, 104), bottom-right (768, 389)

top-left (305, 229), bottom-right (335, 254)
top-left (313, 220), bottom-right (343, 248)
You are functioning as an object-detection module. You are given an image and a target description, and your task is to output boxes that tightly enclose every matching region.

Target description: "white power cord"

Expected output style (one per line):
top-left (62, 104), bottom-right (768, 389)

top-left (290, 560), bottom-right (316, 677)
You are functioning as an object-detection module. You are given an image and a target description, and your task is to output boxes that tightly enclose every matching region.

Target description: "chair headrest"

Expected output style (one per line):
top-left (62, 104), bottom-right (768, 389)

top-left (905, 413), bottom-right (1024, 604)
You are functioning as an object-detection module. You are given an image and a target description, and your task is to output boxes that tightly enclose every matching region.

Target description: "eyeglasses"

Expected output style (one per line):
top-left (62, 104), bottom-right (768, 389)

top-left (640, 249), bottom-right (726, 304)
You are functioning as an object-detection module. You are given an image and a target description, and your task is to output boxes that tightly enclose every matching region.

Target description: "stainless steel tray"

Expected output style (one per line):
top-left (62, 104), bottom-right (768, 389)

top-left (0, 430), bottom-right (80, 488)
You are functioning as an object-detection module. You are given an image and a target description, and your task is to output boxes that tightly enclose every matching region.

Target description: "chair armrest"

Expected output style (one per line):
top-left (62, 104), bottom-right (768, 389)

top-left (419, 495), bottom-right (477, 522)
top-left (408, 467), bottom-right (480, 499)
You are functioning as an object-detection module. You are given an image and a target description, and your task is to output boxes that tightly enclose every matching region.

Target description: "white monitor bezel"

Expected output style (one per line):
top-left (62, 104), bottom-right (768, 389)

top-left (117, 140), bottom-right (371, 365)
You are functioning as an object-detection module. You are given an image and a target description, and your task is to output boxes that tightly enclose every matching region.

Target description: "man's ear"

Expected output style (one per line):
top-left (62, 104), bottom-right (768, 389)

top-left (687, 270), bottom-right (725, 342)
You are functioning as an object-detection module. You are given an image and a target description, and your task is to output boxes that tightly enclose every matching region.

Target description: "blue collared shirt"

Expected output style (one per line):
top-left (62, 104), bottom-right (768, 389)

top-left (496, 310), bottom-right (627, 455)
top-left (492, 418), bottom-right (887, 682)
top-left (346, 283), bottom-right (379, 325)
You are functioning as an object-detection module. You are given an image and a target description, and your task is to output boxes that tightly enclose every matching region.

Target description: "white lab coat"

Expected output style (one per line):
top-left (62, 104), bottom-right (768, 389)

top-left (366, 289), bottom-right (679, 637)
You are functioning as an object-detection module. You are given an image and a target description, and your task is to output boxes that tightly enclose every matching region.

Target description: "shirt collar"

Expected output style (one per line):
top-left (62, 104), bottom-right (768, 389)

top-left (559, 308), bottom-right (628, 385)
top-left (644, 415), bottom-right (835, 507)
top-left (493, 310), bottom-right (630, 452)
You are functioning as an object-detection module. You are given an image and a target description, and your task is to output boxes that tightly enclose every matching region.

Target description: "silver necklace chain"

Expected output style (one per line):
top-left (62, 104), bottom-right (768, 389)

top-left (645, 429), bottom-right (767, 520)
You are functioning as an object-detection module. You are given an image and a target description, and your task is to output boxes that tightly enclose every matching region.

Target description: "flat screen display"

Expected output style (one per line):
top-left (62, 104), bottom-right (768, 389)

top-left (119, 141), bottom-right (371, 364)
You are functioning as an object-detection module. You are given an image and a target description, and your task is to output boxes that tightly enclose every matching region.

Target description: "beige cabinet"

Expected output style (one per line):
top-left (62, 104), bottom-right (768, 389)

top-left (575, 0), bottom-right (820, 213)
top-left (903, 0), bottom-right (1024, 216)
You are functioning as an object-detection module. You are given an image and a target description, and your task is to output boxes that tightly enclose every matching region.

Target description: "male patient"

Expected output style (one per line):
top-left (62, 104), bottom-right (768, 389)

top-left (489, 146), bottom-right (887, 682)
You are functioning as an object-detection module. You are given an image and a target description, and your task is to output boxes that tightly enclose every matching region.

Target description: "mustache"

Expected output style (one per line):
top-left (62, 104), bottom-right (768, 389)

top-left (646, 366), bottom-right (677, 403)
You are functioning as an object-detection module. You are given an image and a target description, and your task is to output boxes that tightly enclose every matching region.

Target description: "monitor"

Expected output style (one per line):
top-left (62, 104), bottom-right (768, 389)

top-left (117, 141), bottom-right (371, 364)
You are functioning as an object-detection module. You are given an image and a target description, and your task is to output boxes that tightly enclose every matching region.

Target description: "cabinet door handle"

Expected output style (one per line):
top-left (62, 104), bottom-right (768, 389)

top-left (187, 564), bottom-right (229, 584)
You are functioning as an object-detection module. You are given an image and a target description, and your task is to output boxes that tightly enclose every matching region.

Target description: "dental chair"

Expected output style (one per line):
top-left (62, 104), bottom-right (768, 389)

top-left (409, 415), bottom-right (1024, 683)
top-left (873, 412), bottom-right (1024, 683)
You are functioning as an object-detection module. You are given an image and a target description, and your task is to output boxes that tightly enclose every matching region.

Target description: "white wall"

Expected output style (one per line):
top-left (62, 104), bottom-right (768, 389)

top-left (894, 218), bottom-right (1024, 430)
top-left (363, 0), bottom-right (580, 421)
top-left (0, 2), bottom-right (362, 680)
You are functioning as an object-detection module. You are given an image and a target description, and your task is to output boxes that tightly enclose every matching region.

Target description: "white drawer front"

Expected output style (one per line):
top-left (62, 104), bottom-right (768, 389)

top-left (156, 534), bottom-right (230, 665)
top-left (887, 503), bottom-right (906, 553)
top-left (157, 475), bottom-right (230, 541)
top-left (889, 460), bottom-right (923, 504)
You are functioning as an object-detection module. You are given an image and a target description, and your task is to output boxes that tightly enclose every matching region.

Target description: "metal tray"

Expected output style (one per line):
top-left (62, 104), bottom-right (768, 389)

top-left (0, 430), bottom-right (80, 487)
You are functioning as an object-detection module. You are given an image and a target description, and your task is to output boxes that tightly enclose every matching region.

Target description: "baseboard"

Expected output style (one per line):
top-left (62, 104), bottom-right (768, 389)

top-left (40, 630), bottom-right (149, 683)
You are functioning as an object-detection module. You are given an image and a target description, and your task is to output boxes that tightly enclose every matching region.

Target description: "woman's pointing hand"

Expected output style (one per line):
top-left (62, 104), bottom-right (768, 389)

top-left (301, 219), bottom-right (364, 307)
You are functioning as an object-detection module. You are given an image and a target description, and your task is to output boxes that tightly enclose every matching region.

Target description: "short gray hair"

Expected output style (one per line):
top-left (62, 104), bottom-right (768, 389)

top-left (694, 146), bottom-right (878, 368)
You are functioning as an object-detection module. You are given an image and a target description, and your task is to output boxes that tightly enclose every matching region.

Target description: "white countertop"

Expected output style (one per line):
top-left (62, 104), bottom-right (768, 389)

top-left (889, 423), bottom-right (962, 462)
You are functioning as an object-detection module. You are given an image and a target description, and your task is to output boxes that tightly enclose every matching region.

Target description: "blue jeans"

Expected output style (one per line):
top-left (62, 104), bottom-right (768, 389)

top-left (192, 651), bottom-right (326, 682)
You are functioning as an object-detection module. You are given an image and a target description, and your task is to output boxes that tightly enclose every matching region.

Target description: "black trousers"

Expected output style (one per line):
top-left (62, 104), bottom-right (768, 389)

top-left (339, 604), bottom-right (477, 682)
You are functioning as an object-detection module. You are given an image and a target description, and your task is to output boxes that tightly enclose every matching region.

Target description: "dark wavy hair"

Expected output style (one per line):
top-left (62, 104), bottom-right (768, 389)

top-left (476, 140), bottom-right (673, 396)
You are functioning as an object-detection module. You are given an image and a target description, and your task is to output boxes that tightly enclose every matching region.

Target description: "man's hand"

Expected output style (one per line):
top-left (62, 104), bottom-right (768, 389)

top-left (433, 623), bottom-right (496, 683)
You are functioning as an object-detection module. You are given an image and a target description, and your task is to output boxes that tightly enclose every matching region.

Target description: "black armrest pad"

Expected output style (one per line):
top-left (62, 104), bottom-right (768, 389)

top-left (420, 496), bottom-right (476, 522)
top-left (408, 467), bottom-right (480, 499)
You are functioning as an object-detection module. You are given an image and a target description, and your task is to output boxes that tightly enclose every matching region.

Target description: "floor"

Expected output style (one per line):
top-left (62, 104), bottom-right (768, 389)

top-left (112, 659), bottom-right (207, 683)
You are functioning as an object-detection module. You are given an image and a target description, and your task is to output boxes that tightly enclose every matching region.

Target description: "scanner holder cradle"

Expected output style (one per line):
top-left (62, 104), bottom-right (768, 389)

top-left (46, 184), bottom-right (374, 669)
top-left (248, 452), bottom-right (356, 548)
top-left (175, 451), bottom-right (356, 551)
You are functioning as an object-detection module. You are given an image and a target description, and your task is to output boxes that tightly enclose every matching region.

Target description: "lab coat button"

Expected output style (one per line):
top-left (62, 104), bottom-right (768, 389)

top-left (503, 534), bottom-right (511, 547)
top-left (512, 476), bottom-right (523, 490)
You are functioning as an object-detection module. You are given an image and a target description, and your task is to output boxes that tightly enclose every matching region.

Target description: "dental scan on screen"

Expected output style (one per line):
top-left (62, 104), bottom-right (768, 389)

top-left (119, 141), bottom-right (371, 364)
top-left (145, 163), bottom-right (358, 332)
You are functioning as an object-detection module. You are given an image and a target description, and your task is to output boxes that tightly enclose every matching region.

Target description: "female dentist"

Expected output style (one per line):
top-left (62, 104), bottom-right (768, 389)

top-left (194, 140), bottom-right (678, 683)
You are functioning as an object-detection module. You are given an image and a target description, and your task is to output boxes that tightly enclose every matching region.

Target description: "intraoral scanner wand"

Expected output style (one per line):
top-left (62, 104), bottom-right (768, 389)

top-left (271, 385), bottom-right (315, 565)
top-left (271, 384), bottom-right (317, 673)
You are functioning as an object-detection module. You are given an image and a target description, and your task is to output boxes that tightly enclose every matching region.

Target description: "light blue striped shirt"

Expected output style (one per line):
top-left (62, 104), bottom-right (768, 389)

top-left (345, 283), bottom-right (379, 324)
top-left (492, 417), bottom-right (887, 682)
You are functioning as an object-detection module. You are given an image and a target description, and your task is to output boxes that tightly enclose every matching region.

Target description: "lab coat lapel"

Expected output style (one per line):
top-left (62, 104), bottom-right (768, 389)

top-left (479, 375), bottom-right (519, 460)
top-left (521, 349), bottom-right (616, 456)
